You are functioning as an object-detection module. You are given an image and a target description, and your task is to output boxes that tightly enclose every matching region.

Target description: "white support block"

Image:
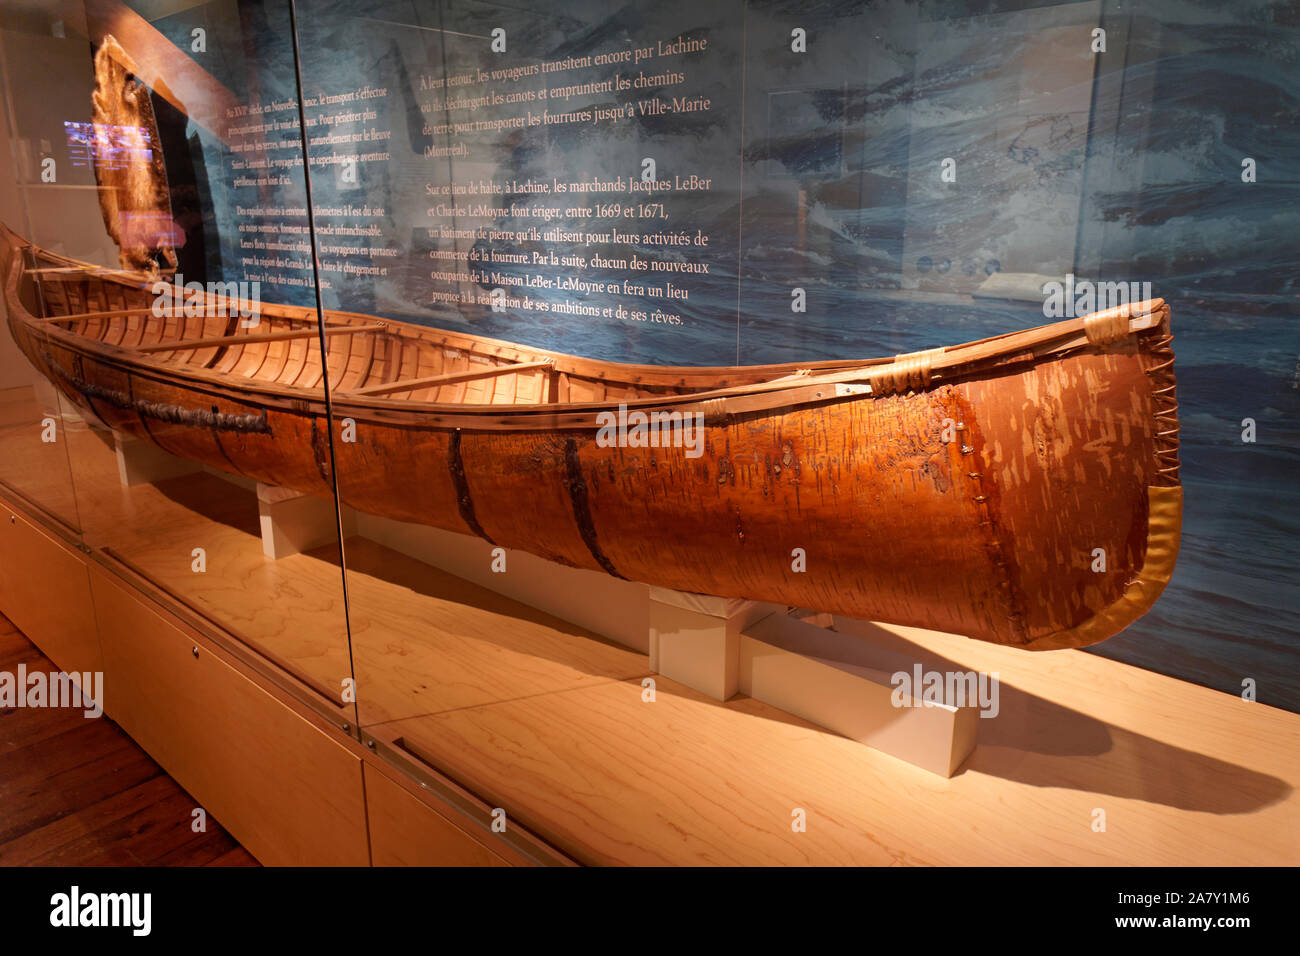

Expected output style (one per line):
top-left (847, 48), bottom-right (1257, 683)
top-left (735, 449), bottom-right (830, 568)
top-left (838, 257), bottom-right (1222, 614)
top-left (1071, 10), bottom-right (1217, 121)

top-left (114, 431), bottom-right (200, 487)
top-left (31, 376), bottom-right (78, 424)
top-left (648, 588), bottom-right (780, 701)
top-left (349, 510), bottom-right (651, 653)
top-left (740, 614), bottom-right (981, 777)
top-left (257, 483), bottom-right (348, 560)
top-left (54, 399), bottom-right (86, 426)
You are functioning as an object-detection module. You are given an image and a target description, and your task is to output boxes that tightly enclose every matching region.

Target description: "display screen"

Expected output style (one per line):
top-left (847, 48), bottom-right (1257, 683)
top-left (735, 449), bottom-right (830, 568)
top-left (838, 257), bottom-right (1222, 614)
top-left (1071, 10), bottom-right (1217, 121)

top-left (64, 120), bottom-right (155, 171)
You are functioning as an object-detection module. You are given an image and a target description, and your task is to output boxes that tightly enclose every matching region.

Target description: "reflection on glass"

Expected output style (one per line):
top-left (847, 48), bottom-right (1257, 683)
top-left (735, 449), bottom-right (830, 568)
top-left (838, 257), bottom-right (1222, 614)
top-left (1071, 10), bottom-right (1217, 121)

top-left (0, 1), bottom-right (355, 727)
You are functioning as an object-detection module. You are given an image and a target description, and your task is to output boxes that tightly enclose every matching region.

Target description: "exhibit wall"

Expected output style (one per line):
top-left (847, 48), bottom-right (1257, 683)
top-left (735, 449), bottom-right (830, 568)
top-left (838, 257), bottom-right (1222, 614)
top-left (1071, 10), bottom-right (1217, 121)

top-left (1, 0), bottom-right (1296, 710)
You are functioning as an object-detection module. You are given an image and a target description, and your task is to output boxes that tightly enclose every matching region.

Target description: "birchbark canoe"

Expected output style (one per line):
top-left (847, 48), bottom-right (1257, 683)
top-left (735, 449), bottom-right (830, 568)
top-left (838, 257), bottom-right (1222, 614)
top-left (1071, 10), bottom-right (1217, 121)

top-left (1, 224), bottom-right (1181, 650)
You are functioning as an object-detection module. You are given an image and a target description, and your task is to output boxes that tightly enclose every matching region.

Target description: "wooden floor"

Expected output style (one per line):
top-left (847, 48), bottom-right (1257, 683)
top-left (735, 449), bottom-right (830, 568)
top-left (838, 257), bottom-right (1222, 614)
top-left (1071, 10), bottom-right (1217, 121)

top-left (0, 388), bottom-right (1298, 866)
top-left (0, 613), bottom-right (258, 866)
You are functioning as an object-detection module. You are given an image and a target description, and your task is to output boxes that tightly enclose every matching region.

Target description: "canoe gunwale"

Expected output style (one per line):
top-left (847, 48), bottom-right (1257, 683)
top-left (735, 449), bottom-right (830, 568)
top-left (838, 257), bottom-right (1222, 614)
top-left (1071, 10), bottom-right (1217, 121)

top-left (5, 228), bottom-right (1173, 431)
top-left (18, 307), bottom-right (1171, 432)
top-left (2, 222), bottom-right (1170, 431)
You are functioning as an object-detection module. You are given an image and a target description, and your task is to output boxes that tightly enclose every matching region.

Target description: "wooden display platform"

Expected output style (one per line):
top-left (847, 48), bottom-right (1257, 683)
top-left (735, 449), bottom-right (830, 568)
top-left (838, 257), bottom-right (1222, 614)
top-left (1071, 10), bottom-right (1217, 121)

top-left (0, 409), bottom-right (1297, 866)
top-left (373, 651), bottom-right (1299, 866)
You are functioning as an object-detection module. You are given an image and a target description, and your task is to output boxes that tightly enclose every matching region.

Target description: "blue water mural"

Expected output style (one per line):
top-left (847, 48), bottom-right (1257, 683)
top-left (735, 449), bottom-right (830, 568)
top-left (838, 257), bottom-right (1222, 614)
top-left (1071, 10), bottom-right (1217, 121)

top-left (730, 0), bottom-right (1300, 709)
top-left (142, 0), bottom-right (1298, 710)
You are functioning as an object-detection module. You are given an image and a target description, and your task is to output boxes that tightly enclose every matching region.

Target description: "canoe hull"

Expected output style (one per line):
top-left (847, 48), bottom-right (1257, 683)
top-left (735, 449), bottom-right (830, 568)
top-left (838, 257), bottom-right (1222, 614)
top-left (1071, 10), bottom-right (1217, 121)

top-left (3, 232), bottom-right (1181, 650)
top-left (331, 336), bottom-right (1180, 649)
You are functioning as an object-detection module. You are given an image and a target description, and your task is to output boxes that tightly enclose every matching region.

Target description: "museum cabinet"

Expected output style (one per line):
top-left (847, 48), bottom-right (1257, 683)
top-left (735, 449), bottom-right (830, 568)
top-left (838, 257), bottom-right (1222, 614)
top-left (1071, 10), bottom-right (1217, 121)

top-left (0, 0), bottom-right (1295, 867)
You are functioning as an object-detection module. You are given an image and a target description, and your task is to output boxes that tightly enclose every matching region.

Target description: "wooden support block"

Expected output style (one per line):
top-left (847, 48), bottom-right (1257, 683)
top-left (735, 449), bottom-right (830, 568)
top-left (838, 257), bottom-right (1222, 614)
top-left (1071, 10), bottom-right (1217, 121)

top-left (647, 587), bottom-right (779, 701)
top-left (740, 614), bottom-right (981, 777)
top-left (256, 483), bottom-right (350, 560)
top-left (114, 431), bottom-right (200, 487)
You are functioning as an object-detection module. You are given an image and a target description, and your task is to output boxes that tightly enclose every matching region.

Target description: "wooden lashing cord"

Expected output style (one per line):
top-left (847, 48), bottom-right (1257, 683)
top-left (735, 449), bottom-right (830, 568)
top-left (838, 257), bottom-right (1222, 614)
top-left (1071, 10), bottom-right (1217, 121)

top-left (868, 347), bottom-right (944, 396)
top-left (1141, 311), bottom-right (1181, 487)
top-left (1084, 302), bottom-right (1140, 346)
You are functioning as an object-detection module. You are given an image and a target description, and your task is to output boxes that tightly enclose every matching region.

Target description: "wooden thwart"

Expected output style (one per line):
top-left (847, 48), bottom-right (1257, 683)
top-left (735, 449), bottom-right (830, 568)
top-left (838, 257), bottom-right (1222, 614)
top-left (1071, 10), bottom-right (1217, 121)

top-left (41, 307), bottom-right (158, 324)
top-left (28, 266), bottom-right (146, 280)
top-left (136, 324), bottom-right (387, 354)
top-left (345, 359), bottom-right (555, 397)
top-left (41, 303), bottom-right (335, 326)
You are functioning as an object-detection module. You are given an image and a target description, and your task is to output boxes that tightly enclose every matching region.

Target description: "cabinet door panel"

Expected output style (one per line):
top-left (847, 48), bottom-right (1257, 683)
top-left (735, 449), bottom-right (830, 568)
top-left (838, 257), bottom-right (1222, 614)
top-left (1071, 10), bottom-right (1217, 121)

top-left (91, 567), bottom-right (367, 866)
top-left (365, 764), bottom-right (510, 867)
top-left (0, 501), bottom-right (99, 678)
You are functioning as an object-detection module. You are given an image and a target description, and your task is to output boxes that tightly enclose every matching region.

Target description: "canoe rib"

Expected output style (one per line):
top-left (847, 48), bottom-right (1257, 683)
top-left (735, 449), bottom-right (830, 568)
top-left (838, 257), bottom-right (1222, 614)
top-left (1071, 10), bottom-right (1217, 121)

top-left (0, 222), bottom-right (1182, 650)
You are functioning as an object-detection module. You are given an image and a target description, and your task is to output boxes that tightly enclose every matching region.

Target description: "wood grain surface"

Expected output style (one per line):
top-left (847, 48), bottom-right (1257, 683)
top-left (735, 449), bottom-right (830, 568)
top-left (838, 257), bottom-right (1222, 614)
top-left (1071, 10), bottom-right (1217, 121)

top-left (378, 656), bottom-right (1299, 866)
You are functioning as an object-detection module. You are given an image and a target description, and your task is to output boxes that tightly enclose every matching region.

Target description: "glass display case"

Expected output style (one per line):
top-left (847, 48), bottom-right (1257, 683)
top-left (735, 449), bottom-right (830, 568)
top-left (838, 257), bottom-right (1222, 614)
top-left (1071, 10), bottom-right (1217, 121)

top-left (0, 0), bottom-right (1295, 867)
top-left (0, 0), bottom-right (355, 732)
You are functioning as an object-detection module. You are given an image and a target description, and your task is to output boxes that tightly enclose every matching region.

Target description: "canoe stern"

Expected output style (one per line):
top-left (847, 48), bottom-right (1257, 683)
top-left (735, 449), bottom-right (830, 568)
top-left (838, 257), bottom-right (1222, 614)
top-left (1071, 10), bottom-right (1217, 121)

top-left (1020, 483), bottom-right (1182, 650)
top-left (988, 303), bottom-right (1182, 650)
